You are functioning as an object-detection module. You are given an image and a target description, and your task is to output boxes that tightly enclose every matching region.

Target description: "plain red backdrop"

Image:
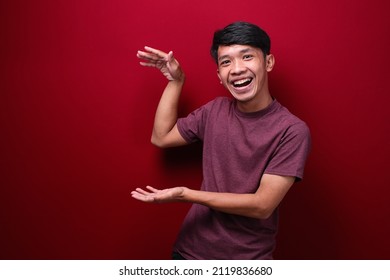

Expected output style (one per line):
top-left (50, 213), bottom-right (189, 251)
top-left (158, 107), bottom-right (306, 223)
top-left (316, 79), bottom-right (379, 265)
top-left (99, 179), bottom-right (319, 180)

top-left (1, 0), bottom-right (389, 259)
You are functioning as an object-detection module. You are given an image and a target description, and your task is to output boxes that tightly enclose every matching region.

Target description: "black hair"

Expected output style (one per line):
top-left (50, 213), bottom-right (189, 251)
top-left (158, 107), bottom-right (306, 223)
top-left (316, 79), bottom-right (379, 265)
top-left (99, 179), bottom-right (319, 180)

top-left (210, 21), bottom-right (271, 64)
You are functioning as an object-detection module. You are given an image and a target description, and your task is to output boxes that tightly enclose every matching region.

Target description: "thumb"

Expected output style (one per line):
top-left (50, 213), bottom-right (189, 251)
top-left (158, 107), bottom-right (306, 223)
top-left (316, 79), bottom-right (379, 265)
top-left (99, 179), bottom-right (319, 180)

top-left (167, 51), bottom-right (174, 62)
top-left (166, 51), bottom-right (176, 68)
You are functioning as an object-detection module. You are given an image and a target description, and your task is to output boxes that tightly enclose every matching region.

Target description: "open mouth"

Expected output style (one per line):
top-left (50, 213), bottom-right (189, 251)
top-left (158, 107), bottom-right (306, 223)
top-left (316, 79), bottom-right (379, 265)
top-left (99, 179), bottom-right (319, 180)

top-left (232, 78), bottom-right (253, 88)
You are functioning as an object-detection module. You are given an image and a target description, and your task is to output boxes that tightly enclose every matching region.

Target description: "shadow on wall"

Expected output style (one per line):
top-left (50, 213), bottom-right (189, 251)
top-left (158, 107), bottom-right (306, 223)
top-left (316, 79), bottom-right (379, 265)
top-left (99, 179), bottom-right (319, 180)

top-left (270, 71), bottom-right (341, 259)
top-left (160, 142), bottom-right (204, 189)
top-left (274, 158), bottom-right (341, 259)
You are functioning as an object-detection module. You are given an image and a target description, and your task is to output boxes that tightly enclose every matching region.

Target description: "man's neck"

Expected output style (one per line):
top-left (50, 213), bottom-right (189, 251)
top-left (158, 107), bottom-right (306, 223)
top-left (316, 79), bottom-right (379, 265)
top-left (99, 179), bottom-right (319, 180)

top-left (236, 93), bottom-right (273, 113)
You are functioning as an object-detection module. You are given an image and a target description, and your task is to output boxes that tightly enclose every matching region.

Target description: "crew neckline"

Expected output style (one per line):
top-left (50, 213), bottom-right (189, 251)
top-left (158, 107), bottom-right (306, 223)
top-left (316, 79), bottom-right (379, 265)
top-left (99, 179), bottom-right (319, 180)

top-left (233, 98), bottom-right (279, 118)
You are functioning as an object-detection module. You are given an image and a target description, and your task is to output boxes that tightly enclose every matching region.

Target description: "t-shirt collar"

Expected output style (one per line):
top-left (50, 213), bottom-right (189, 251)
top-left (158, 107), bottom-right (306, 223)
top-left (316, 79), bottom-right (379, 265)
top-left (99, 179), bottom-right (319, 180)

top-left (234, 97), bottom-right (279, 118)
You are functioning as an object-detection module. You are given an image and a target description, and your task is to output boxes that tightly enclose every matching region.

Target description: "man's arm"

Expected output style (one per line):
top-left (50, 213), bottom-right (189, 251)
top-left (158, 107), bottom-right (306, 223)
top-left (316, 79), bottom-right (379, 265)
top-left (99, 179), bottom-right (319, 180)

top-left (137, 46), bottom-right (188, 148)
top-left (131, 174), bottom-right (295, 219)
top-left (151, 81), bottom-right (187, 147)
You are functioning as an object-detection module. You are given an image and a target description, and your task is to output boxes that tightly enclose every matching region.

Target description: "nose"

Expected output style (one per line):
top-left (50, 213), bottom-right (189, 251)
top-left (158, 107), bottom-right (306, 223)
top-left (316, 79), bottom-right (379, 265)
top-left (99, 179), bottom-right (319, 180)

top-left (231, 60), bottom-right (246, 74)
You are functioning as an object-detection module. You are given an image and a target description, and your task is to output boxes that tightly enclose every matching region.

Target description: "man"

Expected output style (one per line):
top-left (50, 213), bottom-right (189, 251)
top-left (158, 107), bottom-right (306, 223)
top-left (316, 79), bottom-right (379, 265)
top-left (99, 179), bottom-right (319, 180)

top-left (132, 21), bottom-right (311, 259)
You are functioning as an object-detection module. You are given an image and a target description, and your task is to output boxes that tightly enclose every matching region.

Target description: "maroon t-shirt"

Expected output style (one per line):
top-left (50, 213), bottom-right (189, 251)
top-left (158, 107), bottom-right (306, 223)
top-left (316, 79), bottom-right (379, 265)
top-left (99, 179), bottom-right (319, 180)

top-left (174, 97), bottom-right (311, 259)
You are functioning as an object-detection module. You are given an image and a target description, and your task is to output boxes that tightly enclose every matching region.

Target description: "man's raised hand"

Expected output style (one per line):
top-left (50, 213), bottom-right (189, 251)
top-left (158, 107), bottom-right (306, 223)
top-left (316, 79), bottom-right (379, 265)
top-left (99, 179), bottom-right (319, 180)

top-left (137, 46), bottom-right (185, 82)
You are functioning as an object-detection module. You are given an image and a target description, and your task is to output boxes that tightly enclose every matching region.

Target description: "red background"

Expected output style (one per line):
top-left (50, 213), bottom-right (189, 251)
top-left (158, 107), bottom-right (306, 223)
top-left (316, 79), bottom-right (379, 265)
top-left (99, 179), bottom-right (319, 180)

top-left (1, 0), bottom-right (389, 259)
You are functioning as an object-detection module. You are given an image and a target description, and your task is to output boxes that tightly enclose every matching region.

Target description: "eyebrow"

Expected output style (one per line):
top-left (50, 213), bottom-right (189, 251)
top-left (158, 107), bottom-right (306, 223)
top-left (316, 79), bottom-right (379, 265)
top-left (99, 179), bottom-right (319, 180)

top-left (217, 47), bottom-right (253, 62)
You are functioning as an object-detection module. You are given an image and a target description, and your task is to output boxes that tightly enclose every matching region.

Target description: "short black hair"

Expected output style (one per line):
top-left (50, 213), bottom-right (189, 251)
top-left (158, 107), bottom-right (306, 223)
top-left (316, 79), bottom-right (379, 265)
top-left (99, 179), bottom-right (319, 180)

top-left (210, 21), bottom-right (271, 64)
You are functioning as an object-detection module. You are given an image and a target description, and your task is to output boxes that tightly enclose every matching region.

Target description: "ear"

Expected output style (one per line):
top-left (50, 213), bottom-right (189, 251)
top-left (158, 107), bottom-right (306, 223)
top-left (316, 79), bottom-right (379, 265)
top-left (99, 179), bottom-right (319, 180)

top-left (266, 54), bottom-right (275, 72)
top-left (217, 69), bottom-right (222, 84)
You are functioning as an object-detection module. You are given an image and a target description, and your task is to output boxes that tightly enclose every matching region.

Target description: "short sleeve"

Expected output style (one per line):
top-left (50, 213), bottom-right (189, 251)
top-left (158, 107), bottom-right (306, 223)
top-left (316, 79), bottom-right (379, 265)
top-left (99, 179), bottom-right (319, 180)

top-left (264, 121), bottom-right (311, 181)
top-left (177, 103), bottom-right (211, 143)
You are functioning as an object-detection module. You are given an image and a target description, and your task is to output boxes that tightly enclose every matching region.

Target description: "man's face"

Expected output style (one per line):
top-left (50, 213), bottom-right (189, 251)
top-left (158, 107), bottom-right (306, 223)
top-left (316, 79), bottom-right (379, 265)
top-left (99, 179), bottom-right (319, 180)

top-left (217, 45), bottom-right (274, 110)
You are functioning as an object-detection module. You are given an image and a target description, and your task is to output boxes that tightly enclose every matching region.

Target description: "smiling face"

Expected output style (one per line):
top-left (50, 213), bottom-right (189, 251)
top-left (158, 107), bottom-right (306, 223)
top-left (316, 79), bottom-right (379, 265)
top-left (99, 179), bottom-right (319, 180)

top-left (217, 44), bottom-right (275, 112)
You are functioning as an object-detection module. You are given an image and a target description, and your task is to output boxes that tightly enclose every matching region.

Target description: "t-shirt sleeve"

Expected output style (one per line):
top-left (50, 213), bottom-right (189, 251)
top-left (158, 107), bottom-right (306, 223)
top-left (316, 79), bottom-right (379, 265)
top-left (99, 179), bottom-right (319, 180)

top-left (264, 121), bottom-right (311, 181)
top-left (177, 104), bottom-right (209, 143)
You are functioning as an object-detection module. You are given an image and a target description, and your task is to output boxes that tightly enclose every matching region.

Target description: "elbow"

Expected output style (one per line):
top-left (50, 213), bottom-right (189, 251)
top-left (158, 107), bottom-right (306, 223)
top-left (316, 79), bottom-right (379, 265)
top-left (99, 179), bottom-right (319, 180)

top-left (151, 135), bottom-right (164, 148)
top-left (258, 211), bottom-right (273, 220)
top-left (151, 134), bottom-right (170, 148)
top-left (252, 206), bottom-right (275, 220)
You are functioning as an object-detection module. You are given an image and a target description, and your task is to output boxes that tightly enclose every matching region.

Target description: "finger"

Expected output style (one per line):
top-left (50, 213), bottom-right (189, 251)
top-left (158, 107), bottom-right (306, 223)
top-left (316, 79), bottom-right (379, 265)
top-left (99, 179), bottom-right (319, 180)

top-left (145, 186), bottom-right (160, 193)
top-left (131, 192), bottom-right (155, 202)
top-left (137, 50), bottom-right (161, 62)
top-left (139, 61), bottom-right (158, 67)
top-left (134, 187), bottom-right (152, 195)
top-left (166, 51), bottom-right (176, 69)
top-left (167, 51), bottom-right (174, 62)
top-left (144, 46), bottom-right (168, 58)
top-left (130, 191), bottom-right (142, 199)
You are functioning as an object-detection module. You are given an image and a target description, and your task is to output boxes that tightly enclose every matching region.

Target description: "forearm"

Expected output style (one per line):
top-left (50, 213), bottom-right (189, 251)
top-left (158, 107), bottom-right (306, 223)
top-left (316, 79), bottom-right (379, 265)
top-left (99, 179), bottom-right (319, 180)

top-left (181, 188), bottom-right (272, 219)
top-left (131, 176), bottom-right (293, 218)
top-left (180, 175), bottom-right (293, 219)
top-left (151, 79), bottom-right (185, 146)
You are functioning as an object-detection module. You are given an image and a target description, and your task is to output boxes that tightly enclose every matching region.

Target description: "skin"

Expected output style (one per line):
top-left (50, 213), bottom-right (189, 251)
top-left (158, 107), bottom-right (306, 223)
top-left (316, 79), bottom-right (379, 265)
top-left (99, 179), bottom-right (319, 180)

top-left (133, 45), bottom-right (294, 219)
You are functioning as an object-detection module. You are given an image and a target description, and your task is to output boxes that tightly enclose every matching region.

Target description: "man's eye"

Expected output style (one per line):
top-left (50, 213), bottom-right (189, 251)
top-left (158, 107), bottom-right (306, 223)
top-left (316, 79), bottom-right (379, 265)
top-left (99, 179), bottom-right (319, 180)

top-left (243, 55), bottom-right (253, 60)
top-left (220, 60), bottom-right (230, 66)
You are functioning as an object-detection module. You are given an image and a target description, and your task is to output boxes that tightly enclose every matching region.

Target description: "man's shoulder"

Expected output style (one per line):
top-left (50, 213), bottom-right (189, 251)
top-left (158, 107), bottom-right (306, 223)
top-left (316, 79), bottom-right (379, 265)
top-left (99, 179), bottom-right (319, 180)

top-left (271, 101), bottom-right (310, 136)
top-left (198, 96), bottom-right (233, 113)
top-left (206, 96), bottom-right (233, 106)
top-left (275, 102), bottom-right (307, 124)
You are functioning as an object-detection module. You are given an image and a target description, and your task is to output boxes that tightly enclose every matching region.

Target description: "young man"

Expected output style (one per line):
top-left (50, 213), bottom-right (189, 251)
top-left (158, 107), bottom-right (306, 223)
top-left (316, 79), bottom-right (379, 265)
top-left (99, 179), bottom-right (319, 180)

top-left (132, 21), bottom-right (311, 259)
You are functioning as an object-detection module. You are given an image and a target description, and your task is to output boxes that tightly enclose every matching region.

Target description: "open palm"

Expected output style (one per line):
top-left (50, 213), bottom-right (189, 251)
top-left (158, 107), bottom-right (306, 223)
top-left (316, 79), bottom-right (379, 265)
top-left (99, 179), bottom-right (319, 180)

top-left (131, 186), bottom-right (185, 203)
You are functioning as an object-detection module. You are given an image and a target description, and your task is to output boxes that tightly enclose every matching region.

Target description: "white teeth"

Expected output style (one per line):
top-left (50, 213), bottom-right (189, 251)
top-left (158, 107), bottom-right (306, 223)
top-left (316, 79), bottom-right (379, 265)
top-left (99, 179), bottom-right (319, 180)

top-left (233, 78), bottom-right (252, 86)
